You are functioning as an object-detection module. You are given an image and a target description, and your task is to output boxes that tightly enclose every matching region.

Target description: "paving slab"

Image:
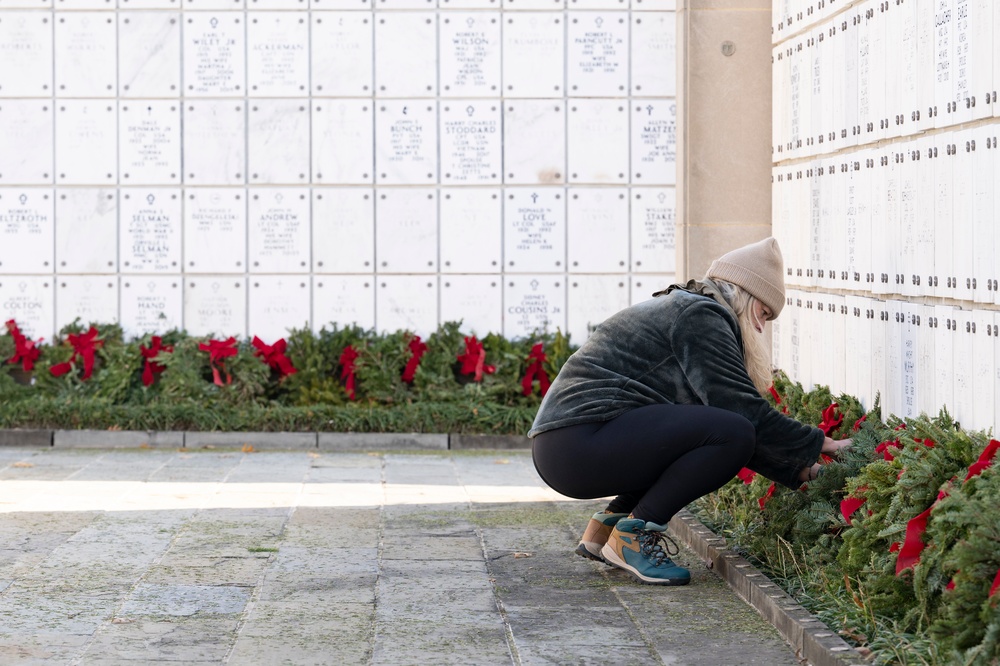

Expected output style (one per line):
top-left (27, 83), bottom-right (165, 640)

top-left (0, 448), bottom-right (836, 665)
top-left (52, 430), bottom-right (184, 449)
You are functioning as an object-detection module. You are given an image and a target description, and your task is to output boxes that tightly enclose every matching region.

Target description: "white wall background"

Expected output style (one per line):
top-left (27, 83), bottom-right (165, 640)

top-left (0, 0), bottom-right (677, 346)
top-left (771, 0), bottom-right (1000, 433)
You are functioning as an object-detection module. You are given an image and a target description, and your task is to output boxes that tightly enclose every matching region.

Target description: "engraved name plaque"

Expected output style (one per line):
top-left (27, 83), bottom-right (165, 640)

top-left (184, 277), bottom-right (246, 338)
top-left (503, 101), bottom-right (565, 185)
top-left (119, 12), bottom-right (181, 97)
top-left (184, 189), bottom-right (246, 273)
top-left (313, 100), bottom-right (374, 184)
top-left (503, 14), bottom-right (564, 97)
top-left (440, 102), bottom-right (501, 184)
top-left (55, 189), bottom-right (117, 273)
top-left (249, 277), bottom-right (310, 340)
top-left (120, 190), bottom-right (181, 274)
top-left (376, 276), bottom-right (437, 337)
top-left (184, 14), bottom-right (245, 97)
top-left (441, 275), bottom-right (502, 335)
top-left (312, 12), bottom-right (372, 96)
top-left (0, 102), bottom-right (53, 185)
top-left (376, 189), bottom-right (437, 273)
top-left (0, 12), bottom-right (52, 97)
top-left (313, 276), bottom-right (375, 332)
top-left (631, 12), bottom-right (676, 96)
top-left (504, 276), bottom-right (566, 339)
top-left (0, 277), bottom-right (53, 340)
top-left (249, 189), bottom-right (310, 273)
top-left (504, 189), bottom-right (565, 272)
top-left (631, 188), bottom-right (676, 273)
top-left (567, 275), bottom-right (629, 344)
top-left (440, 13), bottom-right (501, 97)
top-left (247, 12), bottom-right (309, 96)
top-left (567, 188), bottom-right (628, 272)
top-left (631, 101), bottom-right (677, 185)
top-left (55, 12), bottom-right (116, 96)
top-left (248, 100), bottom-right (309, 184)
top-left (376, 102), bottom-right (438, 184)
top-left (375, 13), bottom-right (436, 96)
top-left (121, 277), bottom-right (182, 338)
top-left (56, 102), bottom-right (117, 185)
top-left (56, 277), bottom-right (118, 333)
top-left (183, 101), bottom-right (245, 185)
top-left (0, 190), bottom-right (53, 273)
top-left (568, 13), bottom-right (628, 97)
top-left (313, 189), bottom-right (374, 273)
top-left (120, 102), bottom-right (181, 184)
top-left (440, 188), bottom-right (501, 273)
top-left (568, 100), bottom-right (628, 183)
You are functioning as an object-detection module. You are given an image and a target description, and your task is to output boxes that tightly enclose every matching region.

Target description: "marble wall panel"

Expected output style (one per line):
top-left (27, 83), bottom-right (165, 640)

top-left (375, 189), bottom-right (437, 273)
top-left (183, 13), bottom-right (245, 97)
top-left (630, 187), bottom-right (675, 273)
top-left (567, 99), bottom-right (628, 183)
top-left (248, 275), bottom-right (310, 339)
top-left (118, 12), bottom-right (180, 97)
top-left (504, 188), bottom-right (565, 273)
top-left (503, 100), bottom-right (565, 184)
top-left (311, 11), bottom-right (373, 96)
top-left (56, 101), bottom-right (117, 185)
top-left (375, 101), bottom-right (438, 184)
top-left (440, 12), bottom-right (501, 97)
top-left (183, 100), bottom-right (246, 185)
top-left (312, 99), bottom-right (374, 184)
top-left (247, 12), bottom-right (309, 96)
top-left (0, 101), bottom-right (53, 185)
top-left (55, 275), bottom-right (118, 332)
top-left (375, 275), bottom-right (437, 336)
top-left (440, 188), bottom-right (501, 273)
top-left (312, 275), bottom-right (375, 332)
top-left (566, 274), bottom-right (628, 342)
top-left (55, 189), bottom-right (117, 273)
top-left (503, 13), bottom-right (563, 97)
top-left (0, 11), bottom-right (52, 97)
top-left (313, 188), bottom-right (374, 273)
top-left (248, 188), bottom-right (311, 273)
top-left (119, 189), bottom-right (181, 273)
top-left (503, 275), bottom-right (565, 338)
top-left (54, 12), bottom-right (116, 96)
top-left (184, 188), bottom-right (246, 274)
top-left (374, 12), bottom-right (436, 96)
top-left (440, 274), bottom-right (502, 335)
top-left (440, 100), bottom-right (501, 184)
top-left (631, 12), bottom-right (675, 96)
top-left (567, 12), bottom-right (628, 97)
top-left (248, 100), bottom-right (310, 184)
top-left (0, 189), bottom-right (53, 273)
top-left (631, 99), bottom-right (676, 185)
top-left (184, 276), bottom-right (247, 338)
top-left (120, 275), bottom-right (182, 338)
top-left (0, 275), bottom-right (53, 339)
top-left (566, 187), bottom-right (628, 272)
top-left (119, 101), bottom-right (181, 185)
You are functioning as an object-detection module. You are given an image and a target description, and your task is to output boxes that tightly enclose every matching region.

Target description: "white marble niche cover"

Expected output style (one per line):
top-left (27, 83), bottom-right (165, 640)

top-left (632, 101), bottom-right (677, 184)
top-left (184, 276), bottom-right (247, 338)
top-left (248, 189), bottom-right (310, 273)
top-left (631, 188), bottom-right (675, 273)
top-left (504, 189), bottom-right (565, 273)
top-left (55, 189), bottom-right (117, 273)
top-left (120, 276), bottom-right (182, 338)
top-left (631, 12), bottom-right (676, 96)
top-left (120, 101), bottom-right (181, 185)
top-left (248, 100), bottom-right (310, 184)
top-left (630, 273), bottom-right (674, 305)
top-left (54, 12), bottom-right (116, 97)
top-left (120, 189), bottom-right (181, 273)
top-left (183, 13), bottom-right (245, 97)
top-left (376, 101), bottom-right (438, 185)
top-left (568, 99), bottom-right (628, 183)
top-left (567, 274), bottom-right (629, 343)
top-left (312, 275), bottom-right (375, 333)
top-left (313, 99), bottom-right (374, 185)
top-left (313, 188), bottom-right (374, 274)
top-left (376, 275), bottom-right (438, 337)
top-left (439, 13), bottom-right (501, 97)
top-left (567, 188), bottom-right (628, 273)
top-left (183, 101), bottom-right (246, 185)
top-left (441, 274), bottom-right (502, 335)
top-left (248, 276), bottom-right (310, 340)
top-left (0, 102), bottom-right (53, 185)
top-left (503, 275), bottom-right (566, 339)
top-left (56, 276), bottom-right (119, 333)
top-left (440, 101), bottom-right (501, 184)
top-left (118, 11), bottom-right (181, 98)
top-left (56, 101), bottom-right (117, 185)
top-left (0, 12), bottom-right (53, 97)
top-left (440, 188), bottom-right (501, 273)
top-left (567, 13), bottom-right (628, 97)
top-left (502, 13), bottom-right (564, 97)
top-left (0, 190), bottom-right (53, 273)
top-left (184, 189), bottom-right (246, 274)
top-left (374, 13), bottom-right (437, 97)
top-left (312, 12), bottom-right (373, 96)
top-left (503, 101), bottom-right (565, 185)
top-left (247, 12), bottom-right (309, 96)
top-left (0, 276), bottom-right (53, 340)
top-left (375, 189), bottom-right (437, 273)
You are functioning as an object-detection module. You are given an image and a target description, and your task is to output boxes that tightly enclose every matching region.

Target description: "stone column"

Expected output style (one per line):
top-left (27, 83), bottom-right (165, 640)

top-left (675, 0), bottom-right (773, 280)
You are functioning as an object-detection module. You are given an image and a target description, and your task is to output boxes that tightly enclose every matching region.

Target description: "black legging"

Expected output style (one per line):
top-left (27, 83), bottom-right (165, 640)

top-left (532, 404), bottom-right (755, 525)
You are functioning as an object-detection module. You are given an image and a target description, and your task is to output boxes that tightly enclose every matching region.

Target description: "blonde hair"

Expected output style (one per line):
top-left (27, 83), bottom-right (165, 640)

top-left (713, 280), bottom-right (773, 398)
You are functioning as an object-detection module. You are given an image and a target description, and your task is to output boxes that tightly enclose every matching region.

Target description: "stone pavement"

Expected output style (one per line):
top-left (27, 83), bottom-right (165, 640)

top-left (0, 446), bottom-right (804, 665)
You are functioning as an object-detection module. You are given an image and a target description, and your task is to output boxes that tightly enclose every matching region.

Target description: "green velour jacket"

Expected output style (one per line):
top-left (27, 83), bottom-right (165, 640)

top-left (528, 279), bottom-right (824, 489)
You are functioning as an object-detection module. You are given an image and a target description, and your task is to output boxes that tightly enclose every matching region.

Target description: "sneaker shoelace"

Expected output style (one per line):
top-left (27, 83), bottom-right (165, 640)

top-left (636, 529), bottom-right (680, 568)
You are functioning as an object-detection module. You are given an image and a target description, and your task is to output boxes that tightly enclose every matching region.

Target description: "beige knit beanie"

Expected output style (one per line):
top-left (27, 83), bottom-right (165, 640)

top-left (706, 237), bottom-right (785, 320)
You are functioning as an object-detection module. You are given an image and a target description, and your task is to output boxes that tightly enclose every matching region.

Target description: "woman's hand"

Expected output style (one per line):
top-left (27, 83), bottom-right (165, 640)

top-left (822, 437), bottom-right (852, 457)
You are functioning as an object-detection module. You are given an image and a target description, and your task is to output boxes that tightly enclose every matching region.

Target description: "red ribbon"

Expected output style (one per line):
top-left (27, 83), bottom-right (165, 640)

top-left (758, 482), bottom-right (776, 510)
top-left (895, 488), bottom-right (950, 575)
top-left (990, 568), bottom-right (1000, 598)
top-left (853, 414), bottom-right (867, 431)
top-left (840, 488), bottom-right (868, 525)
top-left (457, 336), bottom-right (495, 382)
top-left (198, 337), bottom-right (238, 386)
top-left (402, 336), bottom-right (427, 384)
top-left (139, 336), bottom-right (173, 387)
top-left (521, 343), bottom-right (551, 397)
top-left (49, 326), bottom-right (103, 380)
top-left (251, 336), bottom-right (297, 378)
top-left (818, 403), bottom-right (844, 436)
top-left (964, 439), bottom-right (1000, 481)
top-left (768, 385), bottom-right (782, 404)
top-left (339, 345), bottom-right (359, 400)
top-left (736, 467), bottom-right (757, 485)
top-left (5, 319), bottom-right (42, 372)
top-left (875, 439), bottom-right (903, 461)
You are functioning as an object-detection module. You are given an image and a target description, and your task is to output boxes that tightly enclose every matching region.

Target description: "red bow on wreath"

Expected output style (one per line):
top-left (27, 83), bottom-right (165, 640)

top-left (5, 319), bottom-right (42, 372)
top-left (402, 336), bottom-right (427, 384)
top-left (50, 326), bottom-right (103, 380)
top-left (818, 403), bottom-right (843, 436)
top-left (457, 336), bottom-right (495, 382)
top-left (199, 337), bottom-right (238, 386)
top-left (339, 345), bottom-right (359, 400)
top-left (139, 336), bottom-right (173, 387)
top-left (252, 336), bottom-right (297, 378)
top-left (521, 343), bottom-right (550, 396)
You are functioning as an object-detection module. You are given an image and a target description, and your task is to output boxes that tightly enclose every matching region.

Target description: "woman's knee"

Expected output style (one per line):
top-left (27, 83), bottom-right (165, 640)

top-left (709, 409), bottom-right (756, 459)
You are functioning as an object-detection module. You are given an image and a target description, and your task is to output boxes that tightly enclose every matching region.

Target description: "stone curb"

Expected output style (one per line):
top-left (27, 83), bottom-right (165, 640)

top-left (0, 430), bottom-right (532, 451)
top-left (668, 510), bottom-right (865, 666)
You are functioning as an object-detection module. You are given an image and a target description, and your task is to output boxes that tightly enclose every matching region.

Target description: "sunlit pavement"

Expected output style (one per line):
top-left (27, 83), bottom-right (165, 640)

top-left (0, 447), bottom-right (801, 665)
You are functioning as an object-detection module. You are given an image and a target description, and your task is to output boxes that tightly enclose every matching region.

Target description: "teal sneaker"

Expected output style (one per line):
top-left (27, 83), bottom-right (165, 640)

top-left (600, 518), bottom-right (691, 585)
top-left (575, 511), bottom-right (628, 561)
